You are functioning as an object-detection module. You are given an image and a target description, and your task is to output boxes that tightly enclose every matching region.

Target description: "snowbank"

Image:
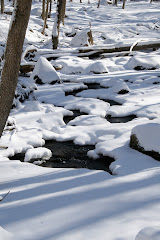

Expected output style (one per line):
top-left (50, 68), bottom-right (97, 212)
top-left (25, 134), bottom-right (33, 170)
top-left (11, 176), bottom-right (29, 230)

top-left (135, 226), bottom-right (160, 240)
top-left (0, 226), bottom-right (12, 240)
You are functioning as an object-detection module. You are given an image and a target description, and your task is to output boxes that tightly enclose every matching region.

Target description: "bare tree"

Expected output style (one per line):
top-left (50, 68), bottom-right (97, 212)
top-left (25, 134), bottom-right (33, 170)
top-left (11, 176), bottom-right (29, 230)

top-left (48, 0), bottom-right (52, 18)
top-left (114, 0), bottom-right (117, 6)
top-left (42, 0), bottom-right (45, 20)
top-left (0, 0), bottom-right (32, 138)
top-left (122, 0), bottom-right (126, 9)
top-left (1, 0), bottom-right (4, 14)
top-left (52, 0), bottom-right (66, 49)
top-left (97, 0), bottom-right (100, 8)
top-left (41, 0), bottom-right (49, 34)
top-left (61, 0), bottom-right (66, 25)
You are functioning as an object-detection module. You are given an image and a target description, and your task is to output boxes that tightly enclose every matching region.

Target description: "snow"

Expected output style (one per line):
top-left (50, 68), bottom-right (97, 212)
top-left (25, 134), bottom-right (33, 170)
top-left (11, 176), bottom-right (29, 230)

top-left (135, 226), bottom-right (160, 240)
top-left (0, 226), bottom-right (12, 240)
top-left (24, 147), bottom-right (52, 162)
top-left (31, 56), bottom-right (61, 84)
top-left (0, 0), bottom-right (160, 239)
top-left (131, 123), bottom-right (160, 153)
top-left (126, 52), bottom-right (160, 70)
top-left (70, 29), bottom-right (90, 46)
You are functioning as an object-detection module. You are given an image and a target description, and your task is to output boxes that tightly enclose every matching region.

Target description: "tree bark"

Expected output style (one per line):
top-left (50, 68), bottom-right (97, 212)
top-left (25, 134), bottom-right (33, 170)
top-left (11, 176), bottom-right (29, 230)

top-left (41, 0), bottom-right (49, 34)
top-left (122, 0), bottom-right (126, 9)
top-left (78, 41), bottom-right (160, 57)
top-left (61, 0), bottom-right (66, 25)
top-left (48, 0), bottom-right (52, 18)
top-left (97, 0), bottom-right (100, 8)
top-left (1, 0), bottom-right (4, 14)
top-left (0, 0), bottom-right (32, 138)
top-left (42, 0), bottom-right (45, 20)
top-left (52, 0), bottom-right (66, 49)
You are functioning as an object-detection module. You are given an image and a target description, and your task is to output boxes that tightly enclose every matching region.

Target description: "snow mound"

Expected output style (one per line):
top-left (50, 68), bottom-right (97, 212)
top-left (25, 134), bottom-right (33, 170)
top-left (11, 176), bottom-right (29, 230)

top-left (0, 226), bottom-right (12, 240)
top-left (54, 56), bottom-right (90, 74)
top-left (31, 57), bottom-right (61, 84)
top-left (135, 226), bottom-right (160, 240)
top-left (112, 80), bottom-right (130, 94)
top-left (24, 147), bottom-right (52, 162)
top-left (86, 60), bottom-right (108, 74)
top-left (37, 113), bottom-right (65, 130)
top-left (22, 101), bottom-right (44, 112)
top-left (68, 115), bottom-right (109, 126)
top-left (126, 53), bottom-right (160, 70)
top-left (54, 56), bottom-right (108, 74)
top-left (70, 29), bottom-right (90, 47)
top-left (131, 123), bottom-right (160, 153)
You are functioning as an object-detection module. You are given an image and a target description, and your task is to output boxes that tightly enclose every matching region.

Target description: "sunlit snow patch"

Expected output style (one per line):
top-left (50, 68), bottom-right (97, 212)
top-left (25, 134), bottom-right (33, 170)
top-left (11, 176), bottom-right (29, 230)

top-left (0, 226), bottom-right (13, 240)
top-left (126, 52), bottom-right (160, 70)
top-left (24, 147), bottom-right (52, 163)
top-left (31, 56), bottom-right (61, 84)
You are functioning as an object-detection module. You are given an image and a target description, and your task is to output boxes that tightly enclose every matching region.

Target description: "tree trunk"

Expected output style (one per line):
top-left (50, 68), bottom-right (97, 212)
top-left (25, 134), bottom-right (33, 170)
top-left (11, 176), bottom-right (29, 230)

top-left (52, 0), bottom-right (66, 49)
top-left (122, 0), bottom-right (126, 9)
top-left (97, 0), bottom-right (100, 8)
top-left (42, 0), bottom-right (45, 20)
top-left (0, 0), bottom-right (32, 138)
top-left (1, 0), bottom-right (4, 14)
top-left (114, 0), bottom-right (117, 6)
top-left (13, 0), bottom-right (15, 7)
top-left (48, 0), bottom-right (52, 18)
top-left (61, 0), bottom-right (66, 25)
top-left (41, 0), bottom-right (49, 34)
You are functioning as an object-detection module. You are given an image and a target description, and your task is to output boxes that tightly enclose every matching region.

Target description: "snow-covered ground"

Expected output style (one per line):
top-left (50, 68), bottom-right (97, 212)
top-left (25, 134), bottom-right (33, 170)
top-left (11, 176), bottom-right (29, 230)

top-left (0, 0), bottom-right (160, 239)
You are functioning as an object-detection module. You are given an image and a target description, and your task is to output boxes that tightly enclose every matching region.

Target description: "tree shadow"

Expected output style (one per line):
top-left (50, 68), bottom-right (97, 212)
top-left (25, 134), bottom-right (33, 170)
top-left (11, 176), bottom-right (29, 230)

top-left (0, 164), bottom-right (160, 240)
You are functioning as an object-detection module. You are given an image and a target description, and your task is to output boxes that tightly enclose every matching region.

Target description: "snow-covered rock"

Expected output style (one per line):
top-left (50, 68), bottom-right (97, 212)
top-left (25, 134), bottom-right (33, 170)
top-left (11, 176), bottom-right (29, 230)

top-left (112, 81), bottom-right (130, 94)
top-left (70, 29), bottom-right (91, 47)
top-left (31, 57), bottom-right (61, 84)
top-left (126, 53), bottom-right (160, 70)
top-left (130, 123), bottom-right (160, 160)
top-left (24, 147), bottom-right (52, 162)
top-left (54, 57), bottom-right (108, 75)
top-left (86, 60), bottom-right (108, 74)
top-left (135, 226), bottom-right (160, 240)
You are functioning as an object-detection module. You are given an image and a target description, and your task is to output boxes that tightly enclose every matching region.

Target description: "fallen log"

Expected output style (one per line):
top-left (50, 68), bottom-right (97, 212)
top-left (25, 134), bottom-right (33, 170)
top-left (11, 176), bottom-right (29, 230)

top-left (20, 64), bottom-right (35, 74)
top-left (78, 40), bottom-right (160, 58)
top-left (20, 40), bottom-right (160, 67)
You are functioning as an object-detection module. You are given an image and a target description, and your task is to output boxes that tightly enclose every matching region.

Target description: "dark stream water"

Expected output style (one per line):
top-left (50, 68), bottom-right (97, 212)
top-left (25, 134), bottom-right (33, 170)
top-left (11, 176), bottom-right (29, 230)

top-left (10, 82), bottom-right (136, 174)
top-left (10, 140), bottom-right (114, 174)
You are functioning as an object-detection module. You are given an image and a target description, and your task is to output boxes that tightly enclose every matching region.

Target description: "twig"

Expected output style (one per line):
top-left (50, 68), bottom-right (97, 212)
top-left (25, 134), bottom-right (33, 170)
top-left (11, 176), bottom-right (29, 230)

top-left (0, 191), bottom-right (10, 202)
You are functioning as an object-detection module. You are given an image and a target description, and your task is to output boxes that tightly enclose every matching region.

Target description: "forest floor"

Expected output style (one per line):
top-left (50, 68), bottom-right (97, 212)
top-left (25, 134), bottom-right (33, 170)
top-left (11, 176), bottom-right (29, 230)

top-left (0, 0), bottom-right (160, 239)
